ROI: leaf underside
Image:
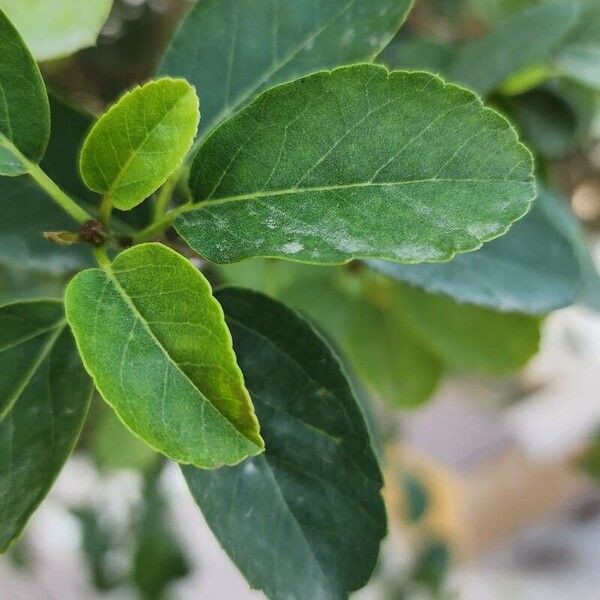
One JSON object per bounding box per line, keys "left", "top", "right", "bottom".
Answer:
{"left": 0, "top": 300, "right": 91, "bottom": 552}
{"left": 178, "top": 64, "right": 535, "bottom": 265}
{"left": 65, "top": 243, "right": 263, "bottom": 468}
{"left": 184, "top": 288, "right": 386, "bottom": 600}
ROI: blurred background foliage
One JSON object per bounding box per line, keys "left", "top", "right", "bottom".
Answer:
{"left": 1, "top": 0, "right": 599, "bottom": 598}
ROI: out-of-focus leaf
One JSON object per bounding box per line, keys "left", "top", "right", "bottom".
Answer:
{"left": 448, "top": 1, "right": 579, "bottom": 95}
{"left": 133, "top": 476, "right": 190, "bottom": 600}
{"left": 0, "top": 8, "right": 50, "bottom": 175}
{"left": 218, "top": 262, "right": 443, "bottom": 408}
{"left": 537, "top": 188, "right": 600, "bottom": 312}
{"left": 184, "top": 288, "right": 386, "bottom": 600}
{"left": 412, "top": 540, "right": 451, "bottom": 594}
{"left": 401, "top": 473, "right": 430, "bottom": 524}
{"left": 0, "top": 300, "right": 92, "bottom": 552}
{"left": 79, "top": 79, "right": 199, "bottom": 210}
{"left": 159, "top": 0, "right": 414, "bottom": 136}
{"left": 555, "top": 0, "right": 600, "bottom": 90}
{"left": 0, "top": 0, "right": 113, "bottom": 62}
{"left": 0, "top": 266, "right": 67, "bottom": 304}
{"left": 179, "top": 65, "right": 535, "bottom": 265}
{"left": 65, "top": 243, "right": 264, "bottom": 468}
{"left": 392, "top": 282, "right": 541, "bottom": 374}
{"left": 368, "top": 200, "right": 581, "bottom": 314}
{"left": 91, "top": 404, "right": 158, "bottom": 473}
{"left": 578, "top": 430, "right": 600, "bottom": 481}
{"left": 378, "top": 37, "right": 456, "bottom": 76}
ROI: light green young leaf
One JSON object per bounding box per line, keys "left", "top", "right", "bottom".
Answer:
{"left": 0, "top": 0, "right": 112, "bottom": 62}
{"left": 184, "top": 287, "right": 386, "bottom": 599}
{"left": 0, "top": 8, "right": 50, "bottom": 175}
{"left": 178, "top": 64, "right": 535, "bottom": 265}
{"left": 392, "top": 283, "right": 541, "bottom": 375}
{"left": 65, "top": 243, "right": 263, "bottom": 468}
{"left": 79, "top": 78, "right": 199, "bottom": 210}
{"left": 159, "top": 0, "right": 414, "bottom": 136}
{"left": 0, "top": 300, "right": 92, "bottom": 552}
{"left": 448, "top": 0, "right": 579, "bottom": 95}
{"left": 368, "top": 199, "right": 582, "bottom": 314}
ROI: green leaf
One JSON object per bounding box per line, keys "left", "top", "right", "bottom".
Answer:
{"left": 0, "top": 0, "right": 112, "bottom": 62}
{"left": 555, "top": 0, "right": 600, "bottom": 90}
{"left": 79, "top": 78, "right": 199, "bottom": 210}
{"left": 178, "top": 64, "right": 535, "bottom": 265}
{"left": 368, "top": 199, "right": 582, "bottom": 314}
{"left": 0, "top": 300, "right": 92, "bottom": 552}
{"left": 217, "top": 261, "right": 443, "bottom": 408}
{"left": 65, "top": 242, "right": 263, "bottom": 468}
{"left": 159, "top": 0, "right": 414, "bottom": 136}
{"left": 391, "top": 282, "right": 541, "bottom": 375}
{"left": 91, "top": 404, "right": 158, "bottom": 473}
{"left": 342, "top": 278, "right": 443, "bottom": 408}
{"left": 537, "top": 188, "right": 600, "bottom": 312}
{"left": 0, "top": 8, "right": 50, "bottom": 175}
{"left": 447, "top": 1, "right": 579, "bottom": 95}
{"left": 505, "top": 86, "right": 581, "bottom": 159}
{"left": 183, "top": 287, "right": 386, "bottom": 599}
{"left": 0, "top": 267, "right": 66, "bottom": 304}
{"left": 379, "top": 36, "right": 456, "bottom": 76}
{"left": 0, "top": 96, "right": 95, "bottom": 274}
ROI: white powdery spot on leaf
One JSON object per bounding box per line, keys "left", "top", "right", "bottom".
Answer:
{"left": 466, "top": 222, "right": 502, "bottom": 239}
{"left": 280, "top": 242, "right": 304, "bottom": 254}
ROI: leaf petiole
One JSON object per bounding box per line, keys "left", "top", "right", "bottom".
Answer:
{"left": 15, "top": 144, "right": 94, "bottom": 224}
{"left": 133, "top": 201, "right": 193, "bottom": 243}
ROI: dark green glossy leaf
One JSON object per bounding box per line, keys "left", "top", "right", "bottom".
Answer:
{"left": 447, "top": 1, "right": 579, "bottom": 95}
{"left": 368, "top": 199, "right": 581, "bottom": 314}
{"left": 183, "top": 288, "right": 386, "bottom": 599}
{"left": 79, "top": 78, "right": 199, "bottom": 210}
{"left": 0, "top": 300, "right": 92, "bottom": 552}
{"left": 179, "top": 64, "right": 535, "bottom": 265}
{"left": 159, "top": 0, "right": 414, "bottom": 136}
{"left": 0, "top": 8, "right": 50, "bottom": 175}
{"left": 65, "top": 243, "right": 263, "bottom": 468}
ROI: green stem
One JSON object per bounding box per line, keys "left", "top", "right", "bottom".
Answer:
{"left": 100, "top": 195, "right": 113, "bottom": 225}
{"left": 26, "top": 161, "right": 93, "bottom": 224}
{"left": 94, "top": 245, "right": 111, "bottom": 270}
{"left": 133, "top": 202, "right": 193, "bottom": 243}
{"left": 154, "top": 171, "right": 179, "bottom": 221}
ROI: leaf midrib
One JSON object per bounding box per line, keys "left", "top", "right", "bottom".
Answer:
{"left": 188, "top": 176, "right": 532, "bottom": 212}
{"left": 102, "top": 266, "right": 260, "bottom": 449}
{"left": 104, "top": 88, "right": 191, "bottom": 199}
